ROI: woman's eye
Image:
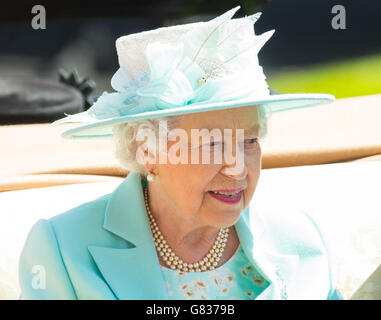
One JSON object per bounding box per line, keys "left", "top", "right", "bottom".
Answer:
{"left": 245, "top": 138, "right": 258, "bottom": 146}
{"left": 210, "top": 141, "right": 220, "bottom": 147}
{"left": 203, "top": 141, "right": 220, "bottom": 147}
{"left": 246, "top": 138, "right": 257, "bottom": 143}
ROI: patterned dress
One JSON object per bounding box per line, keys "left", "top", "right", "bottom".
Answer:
{"left": 160, "top": 244, "right": 270, "bottom": 300}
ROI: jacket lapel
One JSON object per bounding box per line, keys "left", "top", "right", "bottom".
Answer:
{"left": 87, "top": 243, "right": 168, "bottom": 299}
{"left": 88, "top": 172, "right": 168, "bottom": 300}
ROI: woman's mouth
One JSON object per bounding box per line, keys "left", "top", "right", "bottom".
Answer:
{"left": 208, "top": 189, "right": 243, "bottom": 204}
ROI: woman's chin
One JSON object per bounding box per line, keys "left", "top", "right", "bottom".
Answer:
{"left": 212, "top": 215, "right": 242, "bottom": 229}
{"left": 205, "top": 207, "right": 243, "bottom": 227}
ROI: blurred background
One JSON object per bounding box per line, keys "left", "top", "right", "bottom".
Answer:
{"left": 1, "top": 0, "right": 380, "bottom": 124}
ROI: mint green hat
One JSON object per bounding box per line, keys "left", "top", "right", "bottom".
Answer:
{"left": 51, "top": 6, "right": 334, "bottom": 139}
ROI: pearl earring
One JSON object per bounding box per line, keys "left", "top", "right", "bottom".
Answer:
{"left": 147, "top": 173, "right": 155, "bottom": 182}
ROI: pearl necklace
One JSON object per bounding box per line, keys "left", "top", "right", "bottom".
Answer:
{"left": 144, "top": 186, "right": 229, "bottom": 272}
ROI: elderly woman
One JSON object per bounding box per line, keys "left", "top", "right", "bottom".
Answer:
{"left": 18, "top": 6, "right": 342, "bottom": 300}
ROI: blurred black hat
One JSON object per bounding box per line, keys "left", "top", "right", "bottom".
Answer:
{"left": 0, "top": 69, "right": 95, "bottom": 125}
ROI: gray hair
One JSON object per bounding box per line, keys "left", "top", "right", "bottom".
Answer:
{"left": 112, "top": 105, "right": 271, "bottom": 176}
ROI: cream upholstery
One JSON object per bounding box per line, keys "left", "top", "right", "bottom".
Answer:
{"left": 254, "top": 161, "right": 381, "bottom": 299}
{"left": 0, "top": 181, "right": 123, "bottom": 299}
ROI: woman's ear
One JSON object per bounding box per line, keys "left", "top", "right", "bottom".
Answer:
{"left": 136, "top": 140, "right": 157, "bottom": 173}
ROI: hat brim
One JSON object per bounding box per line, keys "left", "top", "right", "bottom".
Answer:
{"left": 58, "top": 93, "right": 335, "bottom": 139}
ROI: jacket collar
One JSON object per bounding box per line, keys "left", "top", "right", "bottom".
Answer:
{"left": 88, "top": 172, "right": 300, "bottom": 300}
{"left": 103, "top": 171, "right": 150, "bottom": 246}
{"left": 88, "top": 172, "right": 168, "bottom": 299}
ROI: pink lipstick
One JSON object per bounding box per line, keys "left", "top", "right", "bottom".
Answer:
{"left": 208, "top": 189, "right": 243, "bottom": 204}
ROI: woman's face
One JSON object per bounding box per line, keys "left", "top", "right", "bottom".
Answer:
{"left": 153, "top": 105, "right": 262, "bottom": 228}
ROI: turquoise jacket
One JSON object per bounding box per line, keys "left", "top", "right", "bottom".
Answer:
{"left": 18, "top": 172, "right": 342, "bottom": 300}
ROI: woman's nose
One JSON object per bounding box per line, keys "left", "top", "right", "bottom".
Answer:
{"left": 221, "top": 164, "right": 248, "bottom": 180}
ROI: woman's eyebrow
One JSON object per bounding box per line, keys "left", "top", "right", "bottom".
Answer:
{"left": 198, "top": 124, "right": 259, "bottom": 132}
{"left": 244, "top": 124, "right": 260, "bottom": 133}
